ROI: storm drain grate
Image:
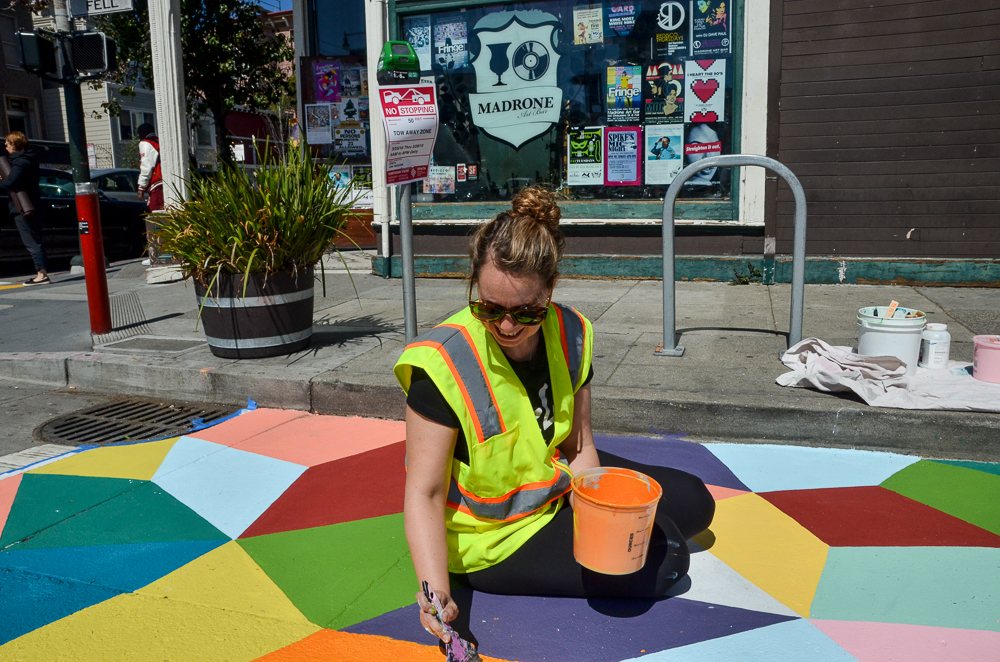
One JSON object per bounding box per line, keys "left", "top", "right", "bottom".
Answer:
{"left": 36, "top": 398, "right": 239, "bottom": 446}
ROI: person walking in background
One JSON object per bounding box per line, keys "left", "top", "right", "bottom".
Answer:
{"left": 0, "top": 132, "right": 49, "bottom": 285}
{"left": 136, "top": 123, "right": 164, "bottom": 212}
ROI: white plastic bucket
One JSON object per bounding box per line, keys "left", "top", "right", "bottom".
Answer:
{"left": 857, "top": 306, "right": 926, "bottom": 375}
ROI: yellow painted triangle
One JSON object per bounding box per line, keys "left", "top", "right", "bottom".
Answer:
{"left": 693, "top": 492, "right": 829, "bottom": 617}
{"left": 29, "top": 437, "right": 181, "bottom": 481}
{"left": 0, "top": 542, "right": 318, "bottom": 662}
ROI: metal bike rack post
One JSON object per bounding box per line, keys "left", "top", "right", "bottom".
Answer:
{"left": 399, "top": 184, "right": 418, "bottom": 342}
{"left": 656, "top": 154, "right": 807, "bottom": 356}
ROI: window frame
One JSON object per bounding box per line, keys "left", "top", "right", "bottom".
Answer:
{"left": 0, "top": 13, "right": 21, "bottom": 70}
{"left": 390, "top": 0, "right": 746, "bottom": 224}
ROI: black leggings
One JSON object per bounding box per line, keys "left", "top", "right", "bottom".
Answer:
{"left": 453, "top": 450, "right": 715, "bottom": 600}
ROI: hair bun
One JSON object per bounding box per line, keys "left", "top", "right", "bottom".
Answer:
{"left": 510, "top": 186, "right": 561, "bottom": 231}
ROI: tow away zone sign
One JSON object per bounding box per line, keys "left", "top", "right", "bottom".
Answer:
{"left": 378, "top": 84, "right": 438, "bottom": 185}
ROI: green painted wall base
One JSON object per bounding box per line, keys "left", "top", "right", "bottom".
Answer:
{"left": 372, "top": 255, "right": 1000, "bottom": 286}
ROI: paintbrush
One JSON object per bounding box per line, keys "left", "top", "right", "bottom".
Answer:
{"left": 421, "top": 581, "right": 482, "bottom": 662}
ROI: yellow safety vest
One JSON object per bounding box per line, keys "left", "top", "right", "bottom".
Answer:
{"left": 394, "top": 303, "right": 594, "bottom": 573}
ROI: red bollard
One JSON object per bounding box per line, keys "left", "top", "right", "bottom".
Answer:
{"left": 75, "top": 182, "right": 112, "bottom": 335}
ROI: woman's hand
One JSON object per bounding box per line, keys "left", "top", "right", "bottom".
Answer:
{"left": 415, "top": 587, "right": 459, "bottom": 643}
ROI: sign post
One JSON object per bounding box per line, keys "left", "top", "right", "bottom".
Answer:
{"left": 376, "top": 41, "right": 437, "bottom": 343}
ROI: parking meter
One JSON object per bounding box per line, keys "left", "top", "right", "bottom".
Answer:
{"left": 376, "top": 41, "right": 421, "bottom": 86}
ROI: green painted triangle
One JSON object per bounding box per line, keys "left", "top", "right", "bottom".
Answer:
{"left": 882, "top": 460, "right": 1000, "bottom": 536}
{"left": 238, "top": 513, "right": 416, "bottom": 630}
{"left": 4, "top": 481, "right": 228, "bottom": 551}
{"left": 1, "top": 474, "right": 138, "bottom": 548}
{"left": 934, "top": 459, "right": 1000, "bottom": 478}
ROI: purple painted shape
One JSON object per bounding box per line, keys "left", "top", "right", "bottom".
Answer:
{"left": 345, "top": 595, "right": 796, "bottom": 662}
{"left": 595, "top": 434, "right": 750, "bottom": 491}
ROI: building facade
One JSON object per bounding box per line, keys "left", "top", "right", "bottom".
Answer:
{"left": 0, "top": 3, "right": 46, "bottom": 140}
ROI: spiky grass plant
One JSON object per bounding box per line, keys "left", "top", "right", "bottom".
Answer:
{"left": 155, "top": 140, "right": 358, "bottom": 290}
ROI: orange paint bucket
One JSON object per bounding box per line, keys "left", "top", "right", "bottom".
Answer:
{"left": 571, "top": 467, "right": 663, "bottom": 575}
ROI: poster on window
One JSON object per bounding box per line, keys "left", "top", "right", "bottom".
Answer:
{"left": 644, "top": 124, "right": 684, "bottom": 185}
{"left": 432, "top": 13, "right": 468, "bottom": 71}
{"left": 684, "top": 123, "right": 722, "bottom": 186}
{"left": 605, "top": 4, "right": 639, "bottom": 38}
{"left": 605, "top": 126, "right": 641, "bottom": 186}
{"left": 692, "top": 0, "right": 730, "bottom": 56}
{"left": 304, "top": 103, "right": 333, "bottom": 144}
{"left": 423, "top": 165, "right": 456, "bottom": 194}
{"left": 351, "top": 165, "right": 374, "bottom": 208}
{"left": 341, "top": 68, "right": 363, "bottom": 97}
{"left": 334, "top": 123, "right": 368, "bottom": 156}
{"left": 314, "top": 61, "right": 341, "bottom": 103}
{"left": 643, "top": 61, "right": 684, "bottom": 123}
{"left": 567, "top": 127, "right": 604, "bottom": 185}
{"left": 330, "top": 165, "right": 352, "bottom": 190}
{"left": 653, "top": 1, "right": 688, "bottom": 60}
{"left": 403, "top": 15, "right": 433, "bottom": 72}
{"left": 685, "top": 59, "right": 725, "bottom": 123}
{"left": 606, "top": 65, "right": 642, "bottom": 124}
{"left": 338, "top": 98, "right": 363, "bottom": 123}
{"left": 573, "top": 4, "right": 604, "bottom": 45}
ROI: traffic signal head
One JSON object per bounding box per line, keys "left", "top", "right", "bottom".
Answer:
{"left": 72, "top": 32, "right": 117, "bottom": 76}
{"left": 18, "top": 32, "right": 58, "bottom": 76}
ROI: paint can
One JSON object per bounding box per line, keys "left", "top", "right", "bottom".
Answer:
{"left": 571, "top": 467, "right": 662, "bottom": 575}
{"left": 972, "top": 335, "right": 1000, "bottom": 383}
{"left": 857, "top": 306, "right": 926, "bottom": 376}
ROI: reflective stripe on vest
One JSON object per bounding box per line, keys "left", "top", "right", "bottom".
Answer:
{"left": 446, "top": 461, "right": 572, "bottom": 521}
{"left": 553, "top": 303, "right": 586, "bottom": 389}
{"left": 407, "top": 323, "right": 504, "bottom": 442}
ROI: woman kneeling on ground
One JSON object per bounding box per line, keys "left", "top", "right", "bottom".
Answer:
{"left": 394, "top": 187, "right": 715, "bottom": 647}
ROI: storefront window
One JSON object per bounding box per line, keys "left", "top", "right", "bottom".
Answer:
{"left": 397, "top": 1, "right": 736, "bottom": 210}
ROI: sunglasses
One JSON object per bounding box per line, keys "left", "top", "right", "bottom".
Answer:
{"left": 469, "top": 295, "right": 551, "bottom": 326}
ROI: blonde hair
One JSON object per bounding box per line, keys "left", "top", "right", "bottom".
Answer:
{"left": 5, "top": 132, "right": 28, "bottom": 152}
{"left": 470, "top": 186, "right": 565, "bottom": 288}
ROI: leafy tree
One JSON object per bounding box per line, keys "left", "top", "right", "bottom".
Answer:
{"left": 96, "top": 0, "right": 294, "bottom": 162}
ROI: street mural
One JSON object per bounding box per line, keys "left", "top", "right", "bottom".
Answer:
{"left": 1, "top": 409, "right": 997, "bottom": 660}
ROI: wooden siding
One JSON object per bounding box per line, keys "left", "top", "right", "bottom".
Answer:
{"left": 769, "top": 0, "right": 1000, "bottom": 258}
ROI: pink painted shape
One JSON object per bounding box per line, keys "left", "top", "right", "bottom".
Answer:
{"left": 0, "top": 473, "right": 24, "bottom": 539}
{"left": 811, "top": 619, "right": 1000, "bottom": 662}
{"left": 192, "top": 408, "right": 311, "bottom": 447}
{"left": 229, "top": 414, "right": 406, "bottom": 467}
{"left": 706, "top": 484, "right": 748, "bottom": 501}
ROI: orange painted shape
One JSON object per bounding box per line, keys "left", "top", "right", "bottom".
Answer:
{"left": 230, "top": 414, "right": 406, "bottom": 467}
{"left": 253, "top": 629, "right": 516, "bottom": 662}
{"left": 706, "top": 484, "right": 749, "bottom": 501}
{"left": 0, "top": 473, "right": 24, "bottom": 539}
{"left": 193, "top": 408, "right": 311, "bottom": 447}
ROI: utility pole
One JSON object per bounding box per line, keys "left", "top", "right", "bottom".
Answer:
{"left": 53, "top": 0, "right": 112, "bottom": 335}
{"left": 147, "top": 0, "right": 189, "bottom": 207}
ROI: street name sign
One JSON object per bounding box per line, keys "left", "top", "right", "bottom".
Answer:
{"left": 378, "top": 84, "right": 438, "bottom": 185}
{"left": 71, "top": 0, "right": 134, "bottom": 17}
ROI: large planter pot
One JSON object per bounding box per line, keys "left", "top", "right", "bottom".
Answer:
{"left": 194, "top": 266, "right": 314, "bottom": 359}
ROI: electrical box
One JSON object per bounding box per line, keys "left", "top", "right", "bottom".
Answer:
{"left": 376, "top": 41, "right": 420, "bottom": 86}
{"left": 17, "top": 32, "right": 58, "bottom": 76}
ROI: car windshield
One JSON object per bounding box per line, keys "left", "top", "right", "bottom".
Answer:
{"left": 39, "top": 172, "right": 74, "bottom": 198}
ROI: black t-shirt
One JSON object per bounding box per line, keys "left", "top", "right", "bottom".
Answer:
{"left": 406, "top": 329, "right": 593, "bottom": 464}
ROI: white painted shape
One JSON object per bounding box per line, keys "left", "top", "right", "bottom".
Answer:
{"left": 738, "top": 0, "right": 769, "bottom": 227}
{"left": 621, "top": 618, "right": 859, "bottom": 662}
{"left": 668, "top": 545, "right": 800, "bottom": 618}
{"left": 703, "top": 443, "right": 921, "bottom": 493}
{"left": 148, "top": 0, "right": 190, "bottom": 206}
{"left": 365, "top": 0, "right": 391, "bottom": 236}
{"left": 152, "top": 436, "right": 306, "bottom": 538}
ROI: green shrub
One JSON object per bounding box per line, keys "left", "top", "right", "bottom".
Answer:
{"left": 155, "top": 140, "right": 357, "bottom": 286}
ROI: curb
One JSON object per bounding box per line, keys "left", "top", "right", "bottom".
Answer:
{"left": 3, "top": 352, "right": 998, "bottom": 462}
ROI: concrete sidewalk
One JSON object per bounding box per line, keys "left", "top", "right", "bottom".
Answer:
{"left": 0, "top": 254, "right": 998, "bottom": 459}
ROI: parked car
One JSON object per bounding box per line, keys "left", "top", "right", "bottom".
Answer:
{"left": 91, "top": 168, "right": 142, "bottom": 203}
{"left": 1, "top": 168, "right": 148, "bottom": 264}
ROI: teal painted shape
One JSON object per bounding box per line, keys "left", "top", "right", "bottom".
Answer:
{"left": 7, "top": 481, "right": 228, "bottom": 551}
{"left": 619, "top": 619, "right": 858, "bottom": 661}
{"left": 809, "top": 547, "right": 1000, "bottom": 632}
{"left": 704, "top": 443, "right": 920, "bottom": 493}
{"left": 0, "top": 474, "right": 138, "bottom": 547}
{"left": 411, "top": 199, "right": 735, "bottom": 221}
{"left": 935, "top": 459, "right": 1000, "bottom": 478}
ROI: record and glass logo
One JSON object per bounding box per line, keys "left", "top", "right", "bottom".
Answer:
{"left": 469, "top": 12, "right": 563, "bottom": 149}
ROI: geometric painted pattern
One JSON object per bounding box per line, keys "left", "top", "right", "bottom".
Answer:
{"left": 0, "top": 409, "right": 996, "bottom": 661}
